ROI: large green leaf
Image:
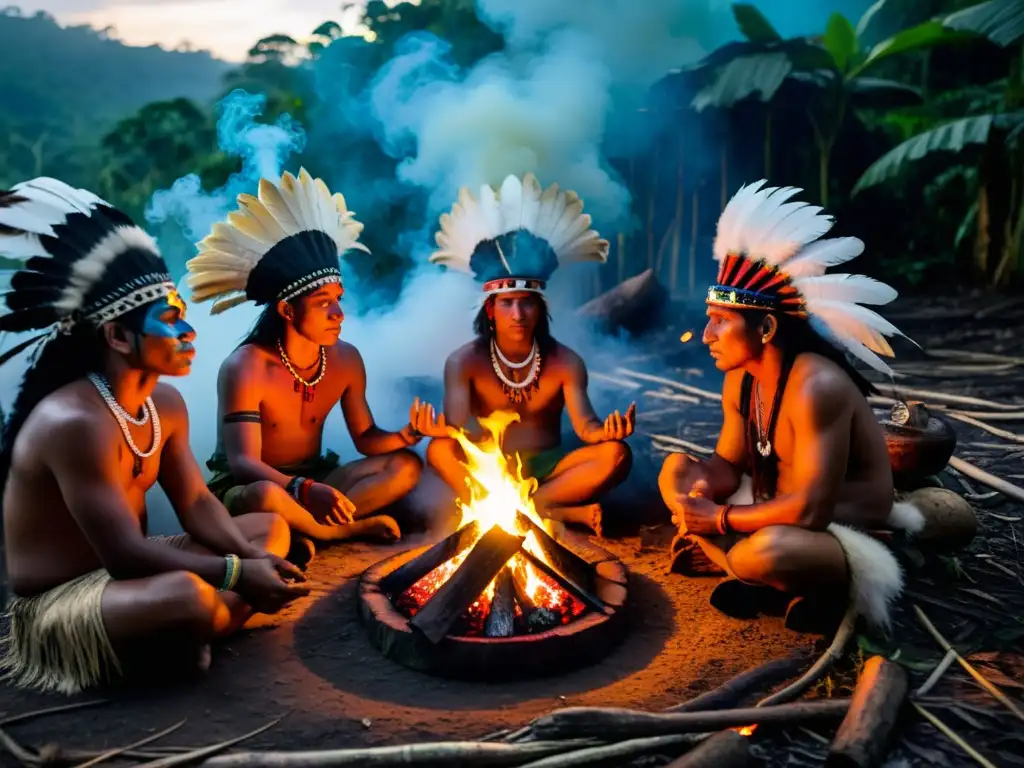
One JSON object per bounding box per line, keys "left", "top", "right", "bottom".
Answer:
{"left": 691, "top": 52, "right": 792, "bottom": 112}
{"left": 852, "top": 19, "right": 975, "bottom": 77}
{"left": 852, "top": 114, "right": 997, "bottom": 193}
{"left": 848, "top": 76, "right": 923, "bottom": 108}
{"left": 824, "top": 13, "right": 859, "bottom": 72}
{"left": 732, "top": 4, "right": 782, "bottom": 42}
{"left": 944, "top": 0, "right": 1024, "bottom": 47}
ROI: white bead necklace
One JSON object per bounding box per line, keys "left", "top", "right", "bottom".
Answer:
{"left": 489, "top": 339, "right": 541, "bottom": 404}
{"left": 492, "top": 339, "right": 537, "bottom": 370}
{"left": 88, "top": 373, "right": 161, "bottom": 474}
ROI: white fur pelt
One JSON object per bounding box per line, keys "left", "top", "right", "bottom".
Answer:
{"left": 726, "top": 476, "right": 924, "bottom": 632}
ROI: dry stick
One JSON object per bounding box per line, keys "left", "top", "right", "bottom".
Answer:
{"left": 71, "top": 719, "right": 187, "bottom": 768}
{"left": 915, "top": 649, "right": 959, "bottom": 698}
{"left": 200, "top": 739, "right": 600, "bottom": 768}
{"left": 926, "top": 349, "right": 1024, "bottom": 366}
{"left": 614, "top": 368, "right": 722, "bottom": 402}
{"left": 755, "top": 605, "right": 859, "bottom": 707}
{"left": 665, "top": 656, "right": 809, "bottom": 713}
{"left": 944, "top": 413, "right": 1024, "bottom": 444}
{"left": 913, "top": 605, "right": 1024, "bottom": 723}
{"left": 871, "top": 384, "right": 1021, "bottom": 411}
{"left": 517, "top": 734, "right": 700, "bottom": 768}
{"left": 912, "top": 703, "right": 999, "bottom": 768}
{"left": 0, "top": 700, "right": 109, "bottom": 728}
{"left": 0, "top": 725, "right": 37, "bottom": 766}
{"left": 947, "top": 456, "right": 1024, "bottom": 504}
{"left": 949, "top": 409, "right": 1024, "bottom": 421}
{"left": 141, "top": 716, "right": 284, "bottom": 768}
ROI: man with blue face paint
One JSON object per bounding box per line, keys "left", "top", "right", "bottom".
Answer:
{"left": 0, "top": 177, "right": 309, "bottom": 695}
{"left": 188, "top": 170, "right": 446, "bottom": 559}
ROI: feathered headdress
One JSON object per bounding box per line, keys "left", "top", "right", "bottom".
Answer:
{"left": 0, "top": 177, "right": 175, "bottom": 367}
{"left": 430, "top": 173, "right": 609, "bottom": 296}
{"left": 186, "top": 168, "right": 368, "bottom": 314}
{"left": 708, "top": 180, "right": 912, "bottom": 375}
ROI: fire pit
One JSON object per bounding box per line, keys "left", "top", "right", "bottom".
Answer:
{"left": 357, "top": 412, "right": 629, "bottom": 680}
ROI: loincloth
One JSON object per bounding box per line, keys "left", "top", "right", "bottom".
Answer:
{"left": 513, "top": 445, "right": 568, "bottom": 483}
{"left": 680, "top": 475, "right": 922, "bottom": 632}
{"left": 0, "top": 534, "right": 190, "bottom": 695}
{"left": 206, "top": 450, "right": 341, "bottom": 514}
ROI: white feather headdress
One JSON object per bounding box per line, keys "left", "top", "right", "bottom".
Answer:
{"left": 707, "top": 180, "right": 913, "bottom": 376}
{"left": 430, "top": 173, "right": 608, "bottom": 295}
{"left": 186, "top": 168, "right": 368, "bottom": 314}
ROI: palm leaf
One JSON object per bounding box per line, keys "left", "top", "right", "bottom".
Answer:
{"left": 692, "top": 52, "right": 792, "bottom": 111}
{"left": 848, "top": 77, "right": 923, "bottom": 109}
{"left": 825, "top": 13, "right": 859, "bottom": 72}
{"left": 852, "top": 114, "right": 997, "bottom": 193}
{"left": 944, "top": 0, "right": 1024, "bottom": 47}
{"left": 732, "top": 4, "right": 782, "bottom": 42}
{"left": 852, "top": 19, "right": 976, "bottom": 77}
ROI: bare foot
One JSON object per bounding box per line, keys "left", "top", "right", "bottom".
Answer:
{"left": 540, "top": 503, "right": 602, "bottom": 537}
{"left": 327, "top": 514, "right": 402, "bottom": 543}
{"left": 197, "top": 644, "right": 212, "bottom": 673}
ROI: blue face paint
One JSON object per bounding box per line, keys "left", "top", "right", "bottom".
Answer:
{"left": 141, "top": 293, "right": 194, "bottom": 340}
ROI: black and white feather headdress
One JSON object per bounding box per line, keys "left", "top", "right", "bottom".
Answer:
{"left": 186, "top": 168, "right": 368, "bottom": 314}
{"left": 0, "top": 177, "right": 175, "bottom": 366}
{"left": 431, "top": 173, "right": 609, "bottom": 296}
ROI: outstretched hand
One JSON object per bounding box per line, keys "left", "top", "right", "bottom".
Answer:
{"left": 601, "top": 402, "right": 636, "bottom": 441}
{"left": 404, "top": 396, "right": 450, "bottom": 440}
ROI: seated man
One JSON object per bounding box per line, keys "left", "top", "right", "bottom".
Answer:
{"left": 658, "top": 180, "right": 928, "bottom": 633}
{"left": 425, "top": 174, "right": 635, "bottom": 536}
{"left": 0, "top": 177, "right": 308, "bottom": 695}
{"left": 187, "top": 169, "right": 442, "bottom": 552}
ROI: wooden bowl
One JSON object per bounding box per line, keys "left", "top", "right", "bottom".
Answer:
{"left": 876, "top": 402, "right": 957, "bottom": 488}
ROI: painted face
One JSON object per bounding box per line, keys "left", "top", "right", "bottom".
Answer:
{"left": 702, "top": 306, "right": 761, "bottom": 372}
{"left": 490, "top": 291, "right": 542, "bottom": 344}
{"left": 290, "top": 282, "right": 344, "bottom": 346}
{"left": 134, "top": 291, "right": 196, "bottom": 375}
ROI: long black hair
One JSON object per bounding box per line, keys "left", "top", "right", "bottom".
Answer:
{"left": 746, "top": 310, "right": 878, "bottom": 396}
{"left": 472, "top": 294, "right": 557, "bottom": 356}
{"left": 237, "top": 304, "right": 285, "bottom": 351}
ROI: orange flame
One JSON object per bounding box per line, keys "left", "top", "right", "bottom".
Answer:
{"left": 737, "top": 725, "right": 757, "bottom": 737}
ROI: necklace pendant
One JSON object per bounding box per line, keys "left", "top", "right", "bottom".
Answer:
{"left": 756, "top": 439, "right": 772, "bottom": 458}
{"left": 132, "top": 455, "right": 143, "bottom": 478}
{"left": 303, "top": 385, "right": 314, "bottom": 402}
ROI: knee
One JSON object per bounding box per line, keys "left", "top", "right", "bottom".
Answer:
{"left": 598, "top": 440, "right": 632, "bottom": 480}
{"left": 726, "top": 527, "right": 794, "bottom": 584}
{"left": 158, "top": 571, "right": 220, "bottom": 633}
{"left": 388, "top": 448, "right": 423, "bottom": 491}
{"left": 658, "top": 452, "right": 695, "bottom": 491}
{"left": 256, "top": 512, "right": 292, "bottom": 557}
{"left": 241, "top": 480, "right": 288, "bottom": 511}
{"left": 426, "top": 437, "right": 458, "bottom": 471}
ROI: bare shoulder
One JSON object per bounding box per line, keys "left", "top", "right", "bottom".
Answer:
{"left": 545, "top": 342, "right": 586, "bottom": 381}
{"left": 445, "top": 340, "right": 485, "bottom": 374}
{"left": 332, "top": 339, "right": 364, "bottom": 368}
{"left": 219, "top": 344, "right": 272, "bottom": 386}
{"left": 25, "top": 382, "right": 116, "bottom": 458}
{"left": 791, "top": 354, "right": 857, "bottom": 413}
{"left": 150, "top": 382, "right": 188, "bottom": 423}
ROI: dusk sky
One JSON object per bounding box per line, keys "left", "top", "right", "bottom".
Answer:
{"left": 15, "top": 0, "right": 371, "bottom": 61}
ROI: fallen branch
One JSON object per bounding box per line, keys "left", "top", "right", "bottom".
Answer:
{"left": 0, "top": 700, "right": 109, "bottom": 728}
{"left": 913, "top": 606, "right": 1024, "bottom": 723}
{"left": 912, "top": 703, "right": 999, "bottom": 768}
{"left": 0, "top": 725, "right": 37, "bottom": 765}
{"left": 825, "top": 656, "right": 908, "bottom": 768}
{"left": 71, "top": 719, "right": 187, "bottom": 768}
{"left": 201, "top": 739, "right": 600, "bottom": 767}
{"left": 144, "top": 716, "right": 284, "bottom": 767}
{"left": 756, "top": 605, "right": 858, "bottom": 707}
{"left": 665, "top": 730, "right": 751, "bottom": 767}
{"left": 517, "top": 735, "right": 699, "bottom": 768}
{"left": 871, "top": 385, "right": 1021, "bottom": 411}
{"left": 944, "top": 413, "right": 1024, "bottom": 444}
{"left": 665, "top": 656, "right": 808, "bottom": 713}
{"left": 526, "top": 699, "right": 850, "bottom": 741}
{"left": 925, "top": 349, "right": 1024, "bottom": 366}
{"left": 949, "top": 410, "right": 1024, "bottom": 421}
{"left": 614, "top": 368, "right": 722, "bottom": 402}
{"left": 947, "top": 457, "right": 1024, "bottom": 504}
{"left": 915, "top": 649, "right": 958, "bottom": 698}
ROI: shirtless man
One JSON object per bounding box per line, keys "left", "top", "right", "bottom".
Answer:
{"left": 0, "top": 178, "right": 307, "bottom": 694}
{"left": 188, "top": 169, "right": 442, "bottom": 551}
{"left": 659, "top": 181, "right": 914, "bottom": 632}
{"left": 425, "top": 174, "right": 635, "bottom": 535}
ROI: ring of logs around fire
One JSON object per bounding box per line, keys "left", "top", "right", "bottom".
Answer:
{"left": 358, "top": 516, "right": 629, "bottom": 680}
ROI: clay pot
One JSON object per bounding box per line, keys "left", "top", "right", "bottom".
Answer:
{"left": 900, "top": 487, "right": 978, "bottom": 550}
{"left": 876, "top": 402, "right": 957, "bottom": 488}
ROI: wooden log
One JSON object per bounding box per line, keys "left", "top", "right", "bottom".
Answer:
{"left": 575, "top": 269, "right": 668, "bottom": 336}
{"left": 665, "top": 730, "right": 751, "bottom": 767}
{"left": 825, "top": 656, "right": 909, "bottom": 768}
{"left": 484, "top": 567, "right": 515, "bottom": 638}
{"left": 516, "top": 512, "right": 595, "bottom": 591}
{"left": 409, "top": 525, "right": 524, "bottom": 644}
{"left": 519, "top": 548, "right": 611, "bottom": 616}
{"left": 511, "top": 562, "right": 538, "bottom": 615}
{"left": 379, "top": 521, "right": 482, "bottom": 596}
{"left": 528, "top": 699, "right": 850, "bottom": 741}
{"left": 665, "top": 655, "right": 808, "bottom": 712}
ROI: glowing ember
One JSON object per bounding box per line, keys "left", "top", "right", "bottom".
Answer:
{"left": 738, "top": 725, "right": 757, "bottom": 736}
{"left": 396, "top": 411, "right": 586, "bottom": 632}
{"left": 680, "top": 330, "right": 693, "bottom": 342}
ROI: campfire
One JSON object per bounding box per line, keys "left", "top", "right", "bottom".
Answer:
{"left": 358, "top": 411, "right": 628, "bottom": 679}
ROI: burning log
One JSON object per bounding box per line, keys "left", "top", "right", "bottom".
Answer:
{"left": 484, "top": 567, "right": 516, "bottom": 638}
{"left": 825, "top": 656, "right": 909, "bottom": 768}
{"left": 575, "top": 269, "right": 668, "bottom": 336}
{"left": 520, "top": 548, "right": 611, "bottom": 616}
{"left": 665, "top": 730, "right": 752, "bottom": 767}
{"left": 516, "top": 512, "right": 595, "bottom": 591}
{"left": 409, "top": 525, "right": 525, "bottom": 644}
{"left": 380, "top": 521, "right": 483, "bottom": 596}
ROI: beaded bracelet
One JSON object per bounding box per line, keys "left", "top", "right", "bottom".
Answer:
{"left": 716, "top": 505, "right": 732, "bottom": 536}
{"left": 286, "top": 476, "right": 305, "bottom": 501}
{"left": 299, "top": 478, "right": 314, "bottom": 506}
{"left": 220, "top": 554, "right": 241, "bottom": 592}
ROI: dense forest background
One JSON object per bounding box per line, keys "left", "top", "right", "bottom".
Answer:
{"left": 0, "top": 0, "right": 1022, "bottom": 302}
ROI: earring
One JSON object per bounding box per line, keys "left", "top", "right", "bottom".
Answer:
{"left": 761, "top": 335, "right": 770, "bottom": 343}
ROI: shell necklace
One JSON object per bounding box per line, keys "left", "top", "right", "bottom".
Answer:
{"left": 277, "top": 340, "right": 327, "bottom": 402}
{"left": 88, "top": 372, "right": 161, "bottom": 477}
{"left": 490, "top": 339, "right": 541, "bottom": 403}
